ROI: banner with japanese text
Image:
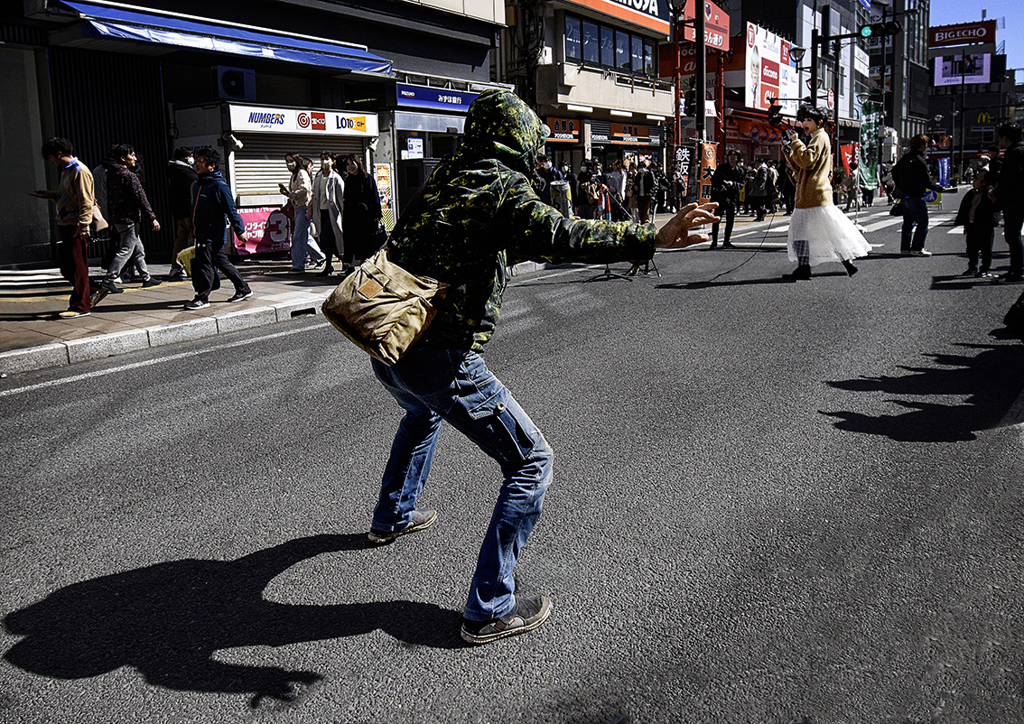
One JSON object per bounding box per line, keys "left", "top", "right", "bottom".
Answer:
{"left": 698, "top": 142, "right": 717, "bottom": 203}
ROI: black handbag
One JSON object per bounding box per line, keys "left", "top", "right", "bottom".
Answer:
{"left": 889, "top": 199, "right": 903, "bottom": 217}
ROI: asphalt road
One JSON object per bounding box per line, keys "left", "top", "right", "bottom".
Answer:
{"left": 2, "top": 206, "right": 1024, "bottom": 724}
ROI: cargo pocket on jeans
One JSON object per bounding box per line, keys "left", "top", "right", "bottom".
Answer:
{"left": 466, "top": 391, "right": 537, "bottom": 463}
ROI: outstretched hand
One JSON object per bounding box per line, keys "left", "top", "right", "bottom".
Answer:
{"left": 654, "top": 202, "right": 720, "bottom": 249}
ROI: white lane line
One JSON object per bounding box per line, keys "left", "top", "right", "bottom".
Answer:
{"left": 0, "top": 324, "right": 317, "bottom": 398}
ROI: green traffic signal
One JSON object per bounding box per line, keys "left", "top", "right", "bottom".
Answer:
{"left": 860, "top": 20, "right": 902, "bottom": 38}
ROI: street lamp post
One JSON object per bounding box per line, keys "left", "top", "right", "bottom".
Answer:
{"left": 669, "top": 0, "right": 686, "bottom": 174}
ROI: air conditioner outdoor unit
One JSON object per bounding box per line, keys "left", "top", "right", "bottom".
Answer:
{"left": 215, "top": 66, "right": 256, "bottom": 102}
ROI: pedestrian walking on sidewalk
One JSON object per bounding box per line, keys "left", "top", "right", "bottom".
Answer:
{"left": 280, "top": 153, "right": 326, "bottom": 273}
{"left": 709, "top": 149, "right": 745, "bottom": 248}
{"left": 100, "top": 144, "right": 162, "bottom": 294}
{"left": 30, "top": 137, "right": 105, "bottom": 318}
{"left": 780, "top": 105, "right": 870, "bottom": 280}
{"left": 166, "top": 146, "right": 197, "bottom": 281}
{"left": 341, "top": 153, "right": 383, "bottom": 269}
{"left": 364, "top": 88, "right": 718, "bottom": 645}
{"left": 310, "top": 151, "right": 345, "bottom": 276}
{"left": 184, "top": 146, "right": 252, "bottom": 310}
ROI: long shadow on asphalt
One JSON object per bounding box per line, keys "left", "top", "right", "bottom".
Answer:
{"left": 3, "top": 533, "right": 464, "bottom": 707}
{"left": 821, "top": 338, "right": 1024, "bottom": 442}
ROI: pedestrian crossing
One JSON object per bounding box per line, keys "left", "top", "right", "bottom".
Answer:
{"left": 724, "top": 206, "right": 955, "bottom": 242}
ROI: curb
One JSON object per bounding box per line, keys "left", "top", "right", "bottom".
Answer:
{"left": 0, "top": 294, "right": 332, "bottom": 376}
{"left": 0, "top": 261, "right": 548, "bottom": 377}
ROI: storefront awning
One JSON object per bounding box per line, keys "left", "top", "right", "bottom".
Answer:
{"left": 55, "top": 1, "right": 393, "bottom": 76}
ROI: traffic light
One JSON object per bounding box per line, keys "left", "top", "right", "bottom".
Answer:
{"left": 683, "top": 89, "right": 696, "bottom": 117}
{"left": 859, "top": 20, "right": 902, "bottom": 38}
{"left": 767, "top": 103, "right": 783, "bottom": 127}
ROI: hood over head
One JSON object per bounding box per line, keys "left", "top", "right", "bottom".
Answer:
{"left": 461, "top": 89, "right": 550, "bottom": 176}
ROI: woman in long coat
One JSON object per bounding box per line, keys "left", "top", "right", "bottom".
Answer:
{"left": 781, "top": 105, "right": 871, "bottom": 280}
{"left": 310, "top": 151, "right": 345, "bottom": 276}
{"left": 341, "top": 154, "right": 383, "bottom": 268}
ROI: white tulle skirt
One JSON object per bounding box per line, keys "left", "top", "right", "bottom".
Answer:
{"left": 787, "top": 205, "right": 872, "bottom": 266}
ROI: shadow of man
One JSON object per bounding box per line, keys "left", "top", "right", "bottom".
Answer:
{"left": 4, "top": 534, "right": 463, "bottom": 707}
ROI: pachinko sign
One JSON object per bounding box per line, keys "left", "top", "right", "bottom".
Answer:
{"left": 229, "top": 105, "right": 378, "bottom": 137}
{"left": 235, "top": 206, "right": 292, "bottom": 256}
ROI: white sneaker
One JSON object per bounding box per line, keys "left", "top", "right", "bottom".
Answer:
{"left": 909, "top": 249, "right": 932, "bottom": 256}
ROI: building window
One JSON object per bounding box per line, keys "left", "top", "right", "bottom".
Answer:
{"left": 631, "top": 35, "right": 643, "bottom": 72}
{"left": 615, "top": 29, "right": 630, "bottom": 71}
{"left": 600, "top": 26, "right": 615, "bottom": 67}
{"left": 564, "top": 14, "right": 657, "bottom": 77}
{"left": 582, "top": 20, "right": 600, "bottom": 65}
{"left": 565, "top": 16, "right": 581, "bottom": 62}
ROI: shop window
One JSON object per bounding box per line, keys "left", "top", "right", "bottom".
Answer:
{"left": 615, "top": 30, "right": 631, "bottom": 71}
{"left": 565, "top": 17, "right": 581, "bottom": 62}
{"left": 582, "top": 20, "right": 600, "bottom": 65}
{"left": 600, "top": 26, "right": 615, "bottom": 67}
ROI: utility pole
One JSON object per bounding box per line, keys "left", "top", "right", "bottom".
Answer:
{"left": 695, "top": 0, "right": 706, "bottom": 141}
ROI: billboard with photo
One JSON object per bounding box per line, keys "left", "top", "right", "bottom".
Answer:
{"left": 933, "top": 53, "right": 991, "bottom": 87}
{"left": 745, "top": 22, "right": 799, "bottom": 115}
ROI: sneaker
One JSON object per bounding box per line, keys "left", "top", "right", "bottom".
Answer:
{"left": 141, "top": 277, "right": 162, "bottom": 288}
{"left": 367, "top": 509, "right": 437, "bottom": 544}
{"left": 90, "top": 287, "right": 109, "bottom": 306}
{"left": 995, "top": 273, "right": 1023, "bottom": 283}
{"left": 57, "top": 309, "right": 90, "bottom": 319}
{"left": 227, "top": 289, "right": 253, "bottom": 303}
{"left": 99, "top": 278, "right": 123, "bottom": 293}
{"left": 963, "top": 267, "right": 978, "bottom": 277}
{"left": 460, "top": 594, "right": 553, "bottom": 645}
{"left": 909, "top": 249, "right": 932, "bottom": 256}
{"left": 183, "top": 299, "right": 210, "bottom": 310}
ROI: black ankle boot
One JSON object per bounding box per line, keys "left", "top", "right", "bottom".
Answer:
{"left": 782, "top": 264, "right": 811, "bottom": 280}
{"left": 843, "top": 260, "right": 858, "bottom": 277}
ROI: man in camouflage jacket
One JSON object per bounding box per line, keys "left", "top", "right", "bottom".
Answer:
{"left": 367, "top": 88, "right": 717, "bottom": 644}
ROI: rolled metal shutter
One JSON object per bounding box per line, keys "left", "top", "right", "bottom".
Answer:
{"left": 232, "top": 134, "right": 365, "bottom": 203}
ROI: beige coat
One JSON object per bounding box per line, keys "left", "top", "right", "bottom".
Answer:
{"left": 783, "top": 128, "right": 833, "bottom": 208}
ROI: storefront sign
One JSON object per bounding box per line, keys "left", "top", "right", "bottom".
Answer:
{"left": 680, "top": 0, "right": 730, "bottom": 49}
{"left": 546, "top": 117, "right": 581, "bottom": 142}
{"left": 374, "top": 163, "right": 395, "bottom": 230}
{"left": 611, "top": 123, "right": 652, "bottom": 144}
{"left": 228, "top": 105, "right": 378, "bottom": 137}
{"left": 560, "top": 0, "right": 670, "bottom": 36}
{"left": 236, "top": 206, "right": 292, "bottom": 255}
{"left": 697, "top": 141, "right": 717, "bottom": 203}
{"left": 395, "top": 84, "right": 477, "bottom": 113}
{"left": 929, "top": 21, "right": 997, "bottom": 49}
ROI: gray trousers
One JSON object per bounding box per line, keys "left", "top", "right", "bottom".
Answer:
{"left": 106, "top": 222, "right": 150, "bottom": 280}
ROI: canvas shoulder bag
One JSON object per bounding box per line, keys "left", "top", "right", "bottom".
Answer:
{"left": 322, "top": 244, "right": 449, "bottom": 366}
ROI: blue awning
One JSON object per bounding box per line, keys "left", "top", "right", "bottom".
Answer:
{"left": 57, "top": 1, "right": 393, "bottom": 76}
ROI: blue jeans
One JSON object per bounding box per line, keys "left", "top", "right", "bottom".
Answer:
{"left": 371, "top": 348, "right": 553, "bottom": 621}
{"left": 290, "top": 204, "right": 325, "bottom": 269}
{"left": 1003, "top": 208, "right": 1023, "bottom": 277}
{"left": 901, "top": 195, "right": 929, "bottom": 251}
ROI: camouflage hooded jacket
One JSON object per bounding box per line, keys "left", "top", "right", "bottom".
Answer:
{"left": 389, "top": 89, "right": 657, "bottom": 352}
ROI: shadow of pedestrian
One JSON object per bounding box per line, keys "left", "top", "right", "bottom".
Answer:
{"left": 821, "top": 341, "right": 1024, "bottom": 442}
{"left": 3, "top": 533, "right": 464, "bottom": 707}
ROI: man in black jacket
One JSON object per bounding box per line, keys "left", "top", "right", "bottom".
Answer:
{"left": 991, "top": 123, "right": 1023, "bottom": 282}
{"left": 709, "top": 149, "right": 746, "bottom": 248}
{"left": 184, "top": 147, "right": 251, "bottom": 310}
{"left": 167, "top": 147, "right": 198, "bottom": 281}
{"left": 893, "top": 134, "right": 947, "bottom": 255}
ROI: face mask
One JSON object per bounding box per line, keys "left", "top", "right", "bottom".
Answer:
{"left": 287, "top": 161, "right": 297, "bottom": 171}
{"left": 562, "top": 165, "right": 568, "bottom": 172}
{"left": 322, "top": 161, "right": 331, "bottom": 171}
{"left": 543, "top": 161, "right": 552, "bottom": 170}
